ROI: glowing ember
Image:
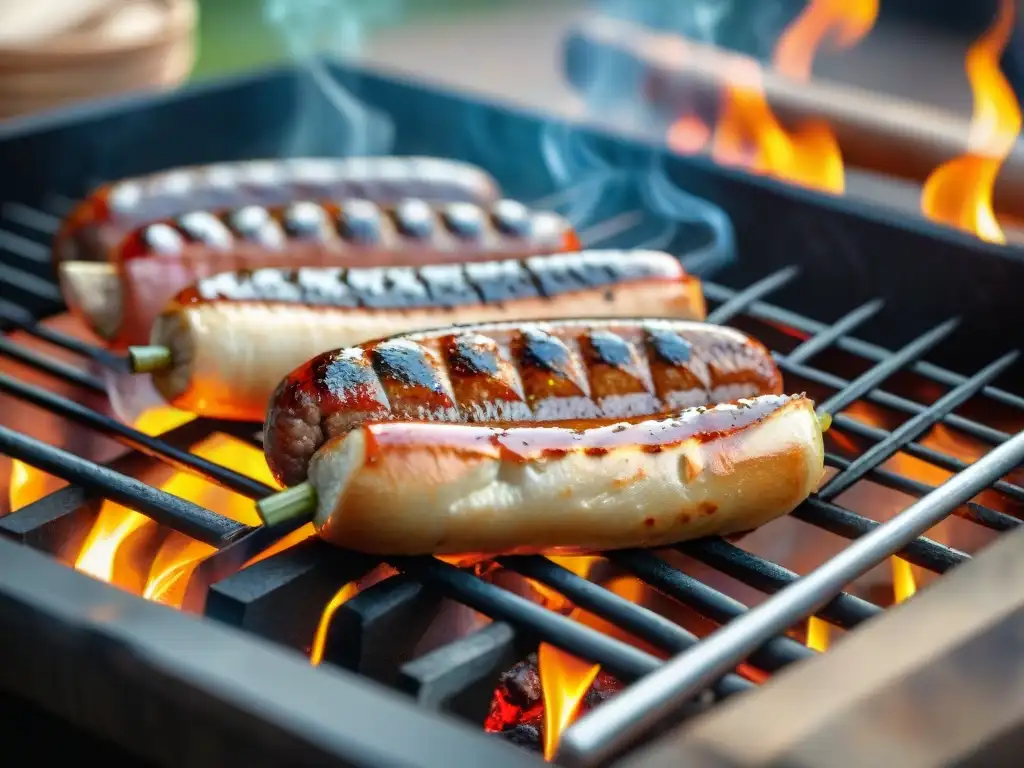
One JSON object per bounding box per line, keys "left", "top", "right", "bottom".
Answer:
{"left": 921, "top": 0, "right": 1019, "bottom": 243}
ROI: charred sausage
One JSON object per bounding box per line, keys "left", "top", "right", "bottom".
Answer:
{"left": 54, "top": 156, "right": 500, "bottom": 264}
{"left": 136, "top": 251, "right": 707, "bottom": 424}
{"left": 60, "top": 198, "right": 577, "bottom": 345}
{"left": 264, "top": 316, "right": 781, "bottom": 487}
{"left": 257, "top": 394, "right": 825, "bottom": 555}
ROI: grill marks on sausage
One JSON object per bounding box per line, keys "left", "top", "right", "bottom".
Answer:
{"left": 266, "top": 320, "right": 784, "bottom": 486}
{"left": 132, "top": 198, "right": 567, "bottom": 260}
{"left": 101, "top": 157, "right": 500, "bottom": 222}
{"left": 187, "top": 251, "right": 681, "bottom": 308}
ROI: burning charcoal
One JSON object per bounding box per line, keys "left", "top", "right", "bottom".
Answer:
{"left": 499, "top": 655, "right": 541, "bottom": 709}
{"left": 498, "top": 723, "right": 542, "bottom": 752}
{"left": 582, "top": 670, "right": 624, "bottom": 712}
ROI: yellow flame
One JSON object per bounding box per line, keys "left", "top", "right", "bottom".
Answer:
{"left": 891, "top": 557, "right": 917, "bottom": 603}
{"left": 538, "top": 643, "right": 601, "bottom": 761}
{"left": 806, "top": 616, "right": 831, "bottom": 652}
{"left": 921, "top": 0, "right": 1019, "bottom": 243}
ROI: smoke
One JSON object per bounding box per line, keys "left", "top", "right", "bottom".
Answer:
{"left": 263, "top": 0, "right": 405, "bottom": 157}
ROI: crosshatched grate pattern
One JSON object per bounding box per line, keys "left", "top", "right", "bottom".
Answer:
{"left": 0, "top": 176, "right": 1021, "bottom": 765}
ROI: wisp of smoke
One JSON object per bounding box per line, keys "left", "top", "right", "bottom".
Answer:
{"left": 533, "top": 121, "right": 736, "bottom": 279}
{"left": 263, "top": 0, "right": 405, "bottom": 157}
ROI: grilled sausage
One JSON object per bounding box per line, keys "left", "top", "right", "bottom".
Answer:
{"left": 60, "top": 198, "right": 577, "bottom": 345}
{"left": 54, "top": 156, "right": 500, "bottom": 264}
{"left": 265, "top": 316, "right": 781, "bottom": 487}
{"left": 142, "top": 251, "right": 706, "bottom": 424}
{"left": 287, "top": 394, "right": 825, "bottom": 555}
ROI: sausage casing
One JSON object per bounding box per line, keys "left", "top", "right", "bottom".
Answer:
{"left": 54, "top": 156, "right": 501, "bottom": 263}
{"left": 150, "top": 251, "right": 706, "bottom": 424}
{"left": 60, "top": 198, "right": 576, "bottom": 345}
{"left": 265, "top": 315, "right": 780, "bottom": 487}
{"left": 305, "top": 394, "right": 825, "bottom": 555}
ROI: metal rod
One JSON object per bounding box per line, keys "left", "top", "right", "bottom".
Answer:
{"left": 678, "top": 538, "right": 880, "bottom": 629}
{"left": 785, "top": 299, "right": 885, "bottom": 365}
{"left": 831, "top": 413, "right": 1024, "bottom": 502}
{"left": 704, "top": 266, "right": 799, "bottom": 324}
{"left": 794, "top": 496, "right": 967, "bottom": 572}
{"left": 0, "top": 372, "right": 274, "bottom": 500}
{"left": 701, "top": 282, "right": 1024, "bottom": 413}
{"left": 0, "top": 303, "right": 126, "bottom": 370}
{"left": 778, "top": 356, "right": 1011, "bottom": 445}
{"left": 824, "top": 451, "right": 1019, "bottom": 532}
{"left": 498, "top": 555, "right": 808, "bottom": 672}
{"left": 0, "top": 425, "right": 250, "bottom": 546}
{"left": 814, "top": 318, "right": 959, "bottom": 417}
{"left": 557, "top": 430, "right": 1024, "bottom": 768}
{"left": 820, "top": 352, "right": 1020, "bottom": 499}
{"left": 0, "top": 336, "right": 105, "bottom": 394}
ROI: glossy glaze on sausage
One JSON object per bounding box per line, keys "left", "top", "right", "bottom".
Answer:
{"left": 265, "top": 316, "right": 780, "bottom": 487}
{"left": 149, "top": 251, "right": 706, "bottom": 423}
{"left": 54, "top": 157, "right": 501, "bottom": 263}
{"left": 59, "top": 198, "right": 577, "bottom": 346}
{"left": 304, "top": 394, "right": 825, "bottom": 555}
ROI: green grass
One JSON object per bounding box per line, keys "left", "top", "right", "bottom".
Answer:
{"left": 191, "top": 0, "right": 551, "bottom": 79}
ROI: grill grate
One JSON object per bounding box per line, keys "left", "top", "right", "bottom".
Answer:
{"left": 0, "top": 167, "right": 1022, "bottom": 764}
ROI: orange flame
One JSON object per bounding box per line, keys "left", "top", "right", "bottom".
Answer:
{"left": 670, "top": 0, "right": 879, "bottom": 194}
{"left": 8, "top": 460, "right": 54, "bottom": 512}
{"left": 310, "top": 582, "right": 360, "bottom": 666}
{"left": 538, "top": 643, "right": 600, "bottom": 761}
{"left": 921, "top": 0, "right": 1019, "bottom": 243}
{"left": 75, "top": 407, "right": 195, "bottom": 585}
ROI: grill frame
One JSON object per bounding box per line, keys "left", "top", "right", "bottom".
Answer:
{"left": 0, "top": 60, "right": 1020, "bottom": 766}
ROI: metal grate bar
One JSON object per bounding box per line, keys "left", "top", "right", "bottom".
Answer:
{"left": 820, "top": 352, "right": 1020, "bottom": 500}
{"left": 793, "top": 497, "right": 967, "bottom": 572}
{"left": 0, "top": 425, "right": 250, "bottom": 546}
{"left": 0, "top": 304, "right": 126, "bottom": 370}
{"left": 0, "top": 336, "right": 105, "bottom": 394}
{"left": 559, "top": 430, "right": 1024, "bottom": 768}
{"left": 814, "top": 318, "right": 960, "bottom": 416}
{"left": 704, "top": 267, "right": 800, "bottom": 324}
{"left": 389, "top": 555, "right": 694, "bottom": 687}
{"left": 677, "top": 539, "right": 880, "bottom": 629}
{"left": 0, "top": 228, "right": 51, "bottom": 263}
{"left": 498, "top": 555, "right": 809, "bottom": 672}
{"left": 605, "top": 550, "right": 811, "bottom": 664}
{"left": 779, "top": 356, "right": 1012, "bottom": 444}
{"left": 0, "top": 371, "right": 274, "bottom": 500}
{"left": 824, "top": 451, "right": 1019, "bottom": 532}
{"left": 0, "top": 263, "right": 62, "bottom": 302}
{"left": 702, "top": 282, "right": 1024, "bottom": 413}
{"left": 830, "top": 413, "right": 1024, "bottom": 502}
{"left": 785, "top": 299, "right": 885, "bottom": 365}
{"left": 2, "top": 202, "right": 61, "bottom": 235}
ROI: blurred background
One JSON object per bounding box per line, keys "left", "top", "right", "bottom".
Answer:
{"left": 1, "top": 0, "right": 1022, "bottom": 123}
